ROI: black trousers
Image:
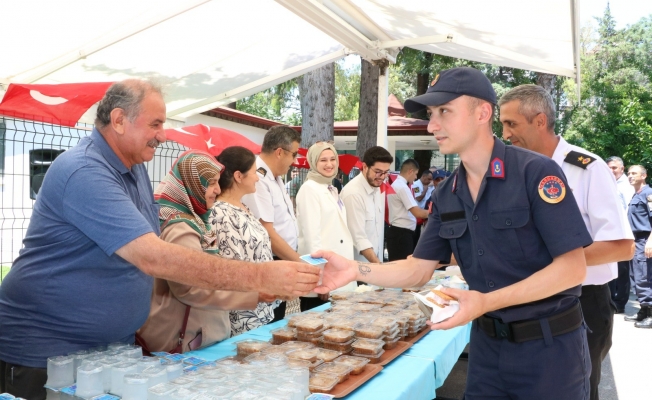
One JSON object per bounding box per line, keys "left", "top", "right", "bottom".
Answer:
{"left": 0, "top": 359, "right": 47, "bottom": 400}
{"left": 299, "top": 296, "right": 328, "bottom": 312}
{"left": 579, "top": 284, "right": 615, "bottom": 400}
{"left": 387, "top": 225, "right": 415, "bottom": 261}
{"left": 608, "top": 260, "right": 631, "bottom": 311}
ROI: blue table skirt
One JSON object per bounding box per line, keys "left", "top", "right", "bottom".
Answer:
{"left": 187, "top": 303, "right": 469, "bottom": 399}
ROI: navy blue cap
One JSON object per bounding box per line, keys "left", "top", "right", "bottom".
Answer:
{"left": 404, "top": 67, "right": 497, "bottom": 113}
{"left": 432, "top": 169, "right": 447, "bottom": 179}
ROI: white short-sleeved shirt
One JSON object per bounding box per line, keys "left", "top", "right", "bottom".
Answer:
{"left": 552, "top": 137, "right": 634, "bottom": 285}
{"left": 616, "top": 173, "right": 635, "bottom": 210}
{"left": 241, "top": 157, "right": 298, "bottom": 251}
{"left": 412, "top": 179, "right": 434, "bottom": 209}
{"left": 388, "top": 175, "right": 418, "bottom": 231}
{"left": 340, "top": 173, "right": 385, "bottom": 262}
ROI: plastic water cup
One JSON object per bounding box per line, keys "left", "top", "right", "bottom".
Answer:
{"left": 136, "top": 357, "right": 160, "bottom": 373}
{"left": 278, "top": 382, "right": 303, "bottom": 400}
{"left": 169, "top": 376, "right": 194, "bottom": 387}
{"left": 142, "top": 365, "right": 168, "bottom": 387}
{"left": 45, "top": 355, "right": 74, "bottom": 389}
{"left": 122, "top": 374, "right": 148, "bottom": 400}
{"left": 107, "top": 342, "right": 130, "bottom": 350}
{"left": 120, "top": 345, "right": 143, "bottom": 359}
{"left": 98, "top": 356, "right": 122, "bottom": 393}
{"left": 287, "top": 365, "right": 309, "bottom": 397}
{"left": 147, "top": 382, "right": 177, "bottom": 400}
{"left": 68, "top": 349, "right": 91, "bottom": 381}
{"left": 160, "top": 359, "right": 183, "bottom": 381}
{"left": 110, "top": 361, "right": 137, "bottom": 396}
{"left": 75, "top": 363, "right": 104, "bottom": 399}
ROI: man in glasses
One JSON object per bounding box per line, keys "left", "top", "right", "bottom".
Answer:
{"left": 242, "top": 125, "right": 303, "bottom": 321}
{"left": 341, "top": 146, "right": 394, "bottom": 264}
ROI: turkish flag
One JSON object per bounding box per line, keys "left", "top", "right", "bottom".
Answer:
{"left": 0, "top": 82, "right": 112, "bottom": 127}
{"left": 338, "top": 154, "right": 360, "bottom": 175}
{"left": 164, "top": 124, "right": 261, "bottom": 156}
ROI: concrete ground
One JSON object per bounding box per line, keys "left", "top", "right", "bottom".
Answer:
{"left": 435, "top": 292, "right": 649, "bottom": 400}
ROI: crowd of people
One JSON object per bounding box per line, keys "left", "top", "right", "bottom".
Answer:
{"left": 0, "top": 67, "right": 649, "bottom": 400}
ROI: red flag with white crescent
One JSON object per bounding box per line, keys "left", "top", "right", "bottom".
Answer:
{"left": 0, "top": 82, "right": 113, "bottom": 127}
{"left": 164, "top": 124, "right": 261, "bottom": 156}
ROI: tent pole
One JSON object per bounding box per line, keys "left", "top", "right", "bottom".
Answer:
{"left": 376, "top": 61, "right": 388, "bottom": 149}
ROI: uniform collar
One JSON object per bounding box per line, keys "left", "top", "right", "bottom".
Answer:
{"left": 551, "top": 136, "right": 571, "bottom": 165}
{"left": 485, "top": 136, "right": 506, "bottom": 180}
{"left": 395, "top": 175, "right": 408, "bottom": 185}
{"left": 92, "top": 128, "right": 130, "bottom": 175}
{"left": 256, "top": 157, "right": 278, "bottom": 182}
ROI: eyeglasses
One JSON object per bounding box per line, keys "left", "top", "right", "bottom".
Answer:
{"left": 279, "top": 148, "right": 299, "bottom": 159}
{"left": 370, "top": 168, "right": 391, "bottom": 177}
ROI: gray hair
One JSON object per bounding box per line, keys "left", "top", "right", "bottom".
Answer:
{"left": 95, "top": 79, "right": 163, "bottom": 129}
{"left": 606, "top": 156, "right": 625, "bottom": 167}
{"left": 261, "top": 125, "right": 302, "bottom": 154}
{"left": 630, "top": 165, "right": 647, "bottom": 175}
{"left": 498, "top": 84, "right": 556, "bottom": 131}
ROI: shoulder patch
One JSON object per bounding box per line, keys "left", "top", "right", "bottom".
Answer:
{"left": 538, "top": 176, "right": 566, "bottom": 204}
{"left": 256, "top": 167, "right": 267, "bottom": 177}
{"left": 414, "top": 187, "right": 421, "bottom": 194}
{"left": 647, "top": 194, "right": 652, "bottom": 203}
{"left": 564, "top": 150, "right": 596, "bottom": 170}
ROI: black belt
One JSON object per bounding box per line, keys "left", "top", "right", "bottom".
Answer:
{"left": 634, "top": 231, "right": 650, "bottom": 239}
{"left": 477, "top": 302, "right": 582, "bottom": 343}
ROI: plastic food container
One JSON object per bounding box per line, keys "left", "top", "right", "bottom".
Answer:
{"left": 235, "top": 339, "right": 272, "bottom": 356}
{"left": 309, "top": 372, "right": 340, "bottom": 393}
{"left": 315, "top": 349, "right": 342, "bottom": 363}
{"left": 351, "top": 303, "right": 382, "bottom": 312}
{"left": 351, "top": 348, "right": 385, "bottom": 364}
{"left": 314, "top": 362, "right": 354, "bottom": 383}
{"left": 279, "top": 341, "right": 315, "bottom": 351}
{"left": 372, "top": 317, "right": 398, "bottom": 332}
{"left": 321, "top": 338, "right": 355, "bottom": 353}
{"left": 333, "top": 355, "right": 370, "bottom": 375}
{"left": 329, "top": 319, "right": 360, "bottom": 331}
{"left": 270, "top": 327, "right": 296, "bottom": 344}
{"left": 354, "top": 325, "right": 385, "bottom": 339}
{"left": 294, "top": 318, "right": 325, "bottom": 333}
{"left": 351, "top": 338, "right": 385, "bottom": 355}
{"left": 296, "top": 327, "right": 327, "bottom": 340}
{"left": 322, "top": 329, "right": 355, "bottom": 343}
{"left": 260, "top": 345, "right": 289, "bottom": 355}
{"left": 330, "top": 291, "right": 356, "bottom": 301}
{"left": 286, "top": 348, "right": 320, "bottom": 363}
{"left": 383, "top": 336, "right": 401, "bottom": 350}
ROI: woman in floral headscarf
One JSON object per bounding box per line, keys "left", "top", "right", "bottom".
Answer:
{"left": 296, "top": 142, "right": 357, "bottom": 311}
{"left": 137, "top": 150, "right": 259, "bottom": 353}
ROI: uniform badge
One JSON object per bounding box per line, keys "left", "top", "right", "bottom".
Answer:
{"left": 256, "top": 167, "right": 267, "bottom": 177}
{"left": 490, "top": 157, "right": 504, "bottom": 178}
{"left": 430, "top": 74, "right": 440, "bottom": 86}
{"left": 538, "top": 176, "right": 566, "bottom": 204}
{"left": 414, "top": 187, "right": 421, "bottom": 194}
{"left": 563, "top": 150, "right": 595, "bottom": 170}
{"left": 428, "top": 202, "right": 433, "bottom": 214}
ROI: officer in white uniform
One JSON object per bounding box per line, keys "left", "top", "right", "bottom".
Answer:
{"left": 242, "top": 125, "right": 302, "bottom": 321}
{"left": 340, "top": 146, "right": 394, "bottom": 264}
{"left": 500, "top": 84, "right": 634, "bottom": 400}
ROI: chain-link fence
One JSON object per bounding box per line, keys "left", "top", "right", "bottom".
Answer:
{"left": 0, "top": 117, "right": 187, "bottom": 282}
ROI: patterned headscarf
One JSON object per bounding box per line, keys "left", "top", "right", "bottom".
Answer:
{"left": 154, "top": 150, "right": 224, "bottom": 252}
{"left": 306, "top": 142, "right": 339, "bottom": 185}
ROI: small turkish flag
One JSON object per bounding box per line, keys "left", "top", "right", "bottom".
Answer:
{"left": 164, "top": 124, "right": 261, "bottom": 156}
{"left": 0, "top": 82, "right": 113, "bottom": 127}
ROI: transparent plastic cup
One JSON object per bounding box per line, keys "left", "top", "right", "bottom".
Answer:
{"left": 98, "top": 356, "right": 122, "bottom": 393}
{"left": 142, "top": 365, "right": 168, "bottom": 387}
{"left": 160, "top": 359, "right": 183, "bottom": 381}
{"left": 107, "top": 342, "right": 130, "bottom": 350}
{"left": 147, "top": 382, "right": 177, "bottom": 400}
{"left": 45, "top": 355, "right": 74, "bottom": 389}
{"left": 287, "top": 365, "right": 309, "bottom": 397}
{"left": 68, "top": 349, "right": 91, "bottom": 381}
{"left": 136, "top": 357, "right": 159, "bottom": 373}
{"left": 75, "top": 362, "right": 104, "bottom": 399}
{"left": 120, "top": 345, "right": 143, "bottom": 359}
{"left": 122, "top": 373, "right": 148, "bottom": 400}
{"left": 110, "top": 361, "right": 137, "bottom": 396}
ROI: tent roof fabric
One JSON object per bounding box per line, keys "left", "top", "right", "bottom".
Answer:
{"left": 0, "top": 0, "right": 579, "bottom": 124}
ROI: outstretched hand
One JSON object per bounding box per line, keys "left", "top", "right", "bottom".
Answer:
{"left": 310, "top": 250, "right": 358, "bottom": 294}
{"left": 264, "top": 261, "right": 321, "bottom": 297}
{"left": 427, "top": 287, "right": 488, "bottom": 331}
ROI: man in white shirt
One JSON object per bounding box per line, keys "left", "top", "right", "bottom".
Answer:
{"left": 242, "top": 125, "right": 302, "bottom": 321}
{"left": 387, "top": 159, "right": 429, "bottom": 260}
{"left": 500, "top": 84, "right": 634, "bottom": 400}
{"left": 412, "top": 170, "right": 433, "bottom": 209}
{"left": 341, "top": 146, "right": 393, "bottom": 264}
{"left": 606, "top": 156, "right": 636, "bottom": 313}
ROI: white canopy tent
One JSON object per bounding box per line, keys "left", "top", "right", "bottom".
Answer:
{"left": 0, "top": 0, "right": 580, "bottom": 144}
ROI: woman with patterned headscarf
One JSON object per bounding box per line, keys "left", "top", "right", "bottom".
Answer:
{"left": 296, "top": 142, "right": 357, "bottom": 312}
{"left": 137, "top": 150, "right": 259, "bottom": 353}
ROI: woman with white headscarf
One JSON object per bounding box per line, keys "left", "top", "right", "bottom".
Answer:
{"left": 296, "top": 142, "right": 357, "bottom": 311}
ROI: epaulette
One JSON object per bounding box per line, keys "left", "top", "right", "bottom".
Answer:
{"left": 564, "top": 150, "right": 596, "bottom": 170}
{"left": 256, "top": 167, "right": 267, "bottom": 177}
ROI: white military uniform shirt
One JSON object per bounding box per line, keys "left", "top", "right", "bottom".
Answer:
{"left": 552, "top": 137, "right": 634, "bottom": 285}
{"left": 412, "top": 179, "right": 434, "bottom": 209}
{"left": 242, "top": 157, "right": 298, "bottom": 252}
{"left": 340, "top": 173, "right": 385, "bottom": 262}
{"left": 615, "top": 173, "right": 635, "bottom": 210}
{"left": 388, "top": 175, "right": 418, "bottom": 231}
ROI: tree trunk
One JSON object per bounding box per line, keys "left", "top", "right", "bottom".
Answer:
{"left": 536, "top": 73, "right": 557, "bottom": 97}
{"left": 412, "top": 54, "right": 433, "bottom": 175}
{"left": 298, "top": 63, "right": 336, "bottom": 147}
{"left": 413, "top": 150, "right": 432, "bottom": 177}
{"left": 356, "top": 58, "right": 380, "bottom": 158}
